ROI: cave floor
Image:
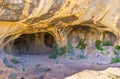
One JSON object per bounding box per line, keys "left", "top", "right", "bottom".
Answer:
{"left": 0, "top": 54, "right": 120, "bottom": 79}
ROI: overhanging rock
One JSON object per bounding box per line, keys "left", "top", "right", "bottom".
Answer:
{"left": 0, "top": 0, "right": 120, "bottom": 52}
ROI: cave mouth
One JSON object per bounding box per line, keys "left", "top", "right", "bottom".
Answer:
{"left": 67, "top": 26, "right": 99, "bottom": 47}
{"left": 67, "top": 26, "right": 117, "bottom": 47}
{"left": 4, "top": 32, "right": 56, "bottom": 55}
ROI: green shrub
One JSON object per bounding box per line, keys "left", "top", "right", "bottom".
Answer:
{"left": 49, "top": 52, "right": 58, "bottom": 59}
{"left": 111, "top": 48, "right": 120, "bottom": 64}
{"left": 49, "top": 45, "right": 66, "bottom": 59}
{"left": 76, "top": 39, "right": 86, "bottom": 50}
{"left": 95, "top": 40, "right": 102, "bottom": 46}
{"left": 96, "top": 46, "right": 104, "bottom": 51}
{"left": 115, "top": 45, "right": 120, "bottom": 50}
{"left": 59, "top": 47, "right": 66, "bottom": 56}
{"left": 96, "top": 45, "right": 104, "bottom": 54}
{"left": 11, "top": 58, "right": 19, "bottom": 64}
{"left": 96, "top": 40, "right": 110, "bottom": 46}
{"left": 111, "top": 57, "right": 120, "bottom": 64}
{"left": 49, "top": 44, "right": 58, "bottom": 59}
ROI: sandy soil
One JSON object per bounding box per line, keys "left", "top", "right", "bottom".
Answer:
{"left": 0, "top": 54, "right": 120, "bottom": 79}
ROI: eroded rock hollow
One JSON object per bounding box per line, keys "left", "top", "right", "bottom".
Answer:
{"left": 4, "top": 32, "right": 55, "bottom": 55}
{"left": 0, "top": 0, "right": 120, "bottom": 56}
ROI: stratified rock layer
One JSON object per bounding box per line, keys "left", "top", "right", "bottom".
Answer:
{"left": 0, "top": 0, "right": 120, "bottom": 54}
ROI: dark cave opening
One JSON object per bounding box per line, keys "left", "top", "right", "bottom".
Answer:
{"left": 4, "top": 32, "right": 55, "bottom": 55}
{"left": 44, "top": 33, "right": 55, "bottom": 48}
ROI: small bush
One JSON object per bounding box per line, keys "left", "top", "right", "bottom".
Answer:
{"left": 76, "top": 39, "right": 86, "bottom": 50}
{"left": 95, "top": 40, "right": 102, "bottom": 46}
{"left": 115, "top": 45, "right": 120, "bottom": 50}
{"left": 96, "top": 46, "right": 104, "bottom": 51}
{"left": 49, "top": 52, "right": 57, "bottom": 59}
{"left": 59, "top": 47, "right": 66, "bottom": 56}
{"left": 96, "top": 45, "right": 104, "bottom": 54}
{"left": 11, "top": 58, "right": 19, "bottom": 64}
{"left": 49, "top": 46, "right": 66, "bottom": 59}
{"left": 49, "top": 44, "right": 59, "bottom": 59}
{"left": 111, "top": 57, "right": 120, "bottom": 64}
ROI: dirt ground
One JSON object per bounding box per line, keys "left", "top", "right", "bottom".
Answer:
{"left": 0, "top": 54, "right": 120, "bottom": 79}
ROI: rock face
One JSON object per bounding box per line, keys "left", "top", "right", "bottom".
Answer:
{"left": 0, "top": 0, "right": 120, "bottom": 55}
{"left": 65, "top": 68, "right": 120, "bottom": 79}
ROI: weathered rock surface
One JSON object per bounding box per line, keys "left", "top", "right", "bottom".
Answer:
{"left": 65, "top": 68, "right": 120, "bottom": 79}
{"left": 0, "top": 1, "right": 120, "bottom": 79}
{"left": 0, "top": 0, "right": 120, "bottom": 47}
{"left": 0, "top": 0, "right": 119, "bottom": 56}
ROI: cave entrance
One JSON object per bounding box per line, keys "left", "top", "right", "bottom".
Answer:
{"left": 67, "top": 26, "right": 99, "bottom": 47}
{"left": 4, "top": 32, "right": 56, "bottom": 55}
